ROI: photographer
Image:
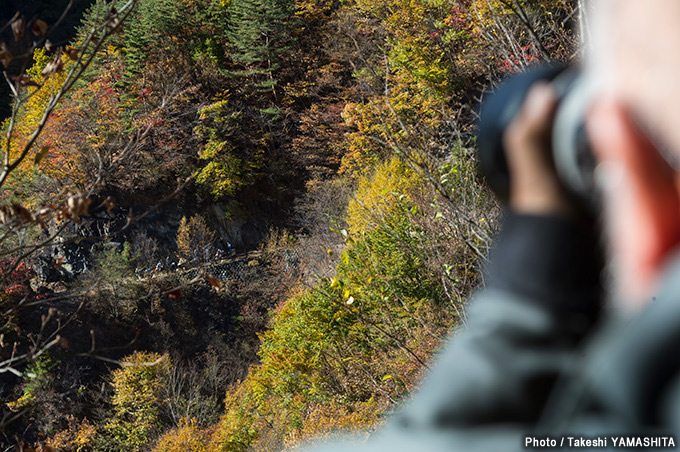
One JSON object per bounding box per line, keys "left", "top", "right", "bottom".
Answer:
{"left": 311, "top": 0, "right": 680, "bottom": 450}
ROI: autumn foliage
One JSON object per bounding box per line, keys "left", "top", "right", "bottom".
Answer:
{"left": 0, "top": 0, "right": 579, "bottom": 449}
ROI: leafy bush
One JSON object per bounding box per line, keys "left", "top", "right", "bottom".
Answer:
{"left": 97, "top": 352, "right": 169, "bottom": 451}
{"left": 151, "top": 418, "right": 210, "bottom": 452}
{"left": 176, "top": 214, "right": 217, "bottom": 262}
{"left": 211, "top": 164, "right": 458, "bottom": 450}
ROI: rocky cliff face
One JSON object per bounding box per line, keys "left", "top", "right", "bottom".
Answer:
{"left": 29, "top": 188, "right": 288, "bottom": 284}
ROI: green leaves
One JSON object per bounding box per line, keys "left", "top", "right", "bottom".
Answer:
{"left": 225, "top": 0, "right": 297, "bottom": 92}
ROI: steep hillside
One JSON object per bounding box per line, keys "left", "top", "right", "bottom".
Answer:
{"left": 0, "top": 0, "right": 580, "bottom": 449}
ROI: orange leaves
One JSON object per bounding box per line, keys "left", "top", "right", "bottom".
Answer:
{"left": 102, "top": 196, "right": 115, "bottom": 211}
{"left": 36, "top": 72, "right": 121, "bottom": 190}
{"left": 207, "top": 273, "right": 221, "bottom": 292}
{"left": 13, "top": 442, "right": 58, "bottom": 452}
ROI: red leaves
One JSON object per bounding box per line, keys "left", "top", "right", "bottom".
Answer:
{"left": 0, "top": 259, "right": 35, "bottom": 297}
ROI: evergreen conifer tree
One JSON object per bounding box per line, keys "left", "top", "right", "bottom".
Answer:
{"left": 226, "top": 0, "right": 297, "bottom": 96}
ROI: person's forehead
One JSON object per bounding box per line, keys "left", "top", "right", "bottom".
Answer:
{"left": 588, "top": 0, "right": 680, "bottom": 158}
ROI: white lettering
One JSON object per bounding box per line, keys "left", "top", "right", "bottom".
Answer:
{"left": 524, "top": 437, "right": 556, "bottom": 448}
{"left": 610, "top": 436, "right": 676, "bottom": 448}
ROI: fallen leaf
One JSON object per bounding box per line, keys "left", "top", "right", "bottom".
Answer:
{"left": 12, "top": 75, "right": 41, "bottom": 88}
{"left": 31, "top": 19, "right": 48, "bottom": 37}
{"left": 12, "top": 203, "right": 34, "bottom": 223}
{"left": 11, "top": 16, "right": 24, "bottom": 40}
{"left": 64, "top": 46, "right": 79, "bottom": 61}
{"left": 0, "top": 42, "right": 12, "bottom": 67}
{"left": 41, "top": 56, "right": 63, "bottom": 76}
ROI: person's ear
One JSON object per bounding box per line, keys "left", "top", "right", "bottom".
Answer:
{"left": 587, "top": 100, "right": 680, "bottom": 302}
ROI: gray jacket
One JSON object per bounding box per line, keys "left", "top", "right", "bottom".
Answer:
{"left": 312, "top": 214, "right": 679, "bottom": 451}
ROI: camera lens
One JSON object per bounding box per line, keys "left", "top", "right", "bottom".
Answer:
{"left": 477, "top": 64, "right": 599, "bottom": 213}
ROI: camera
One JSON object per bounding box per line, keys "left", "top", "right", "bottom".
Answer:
{"left": 477, "top": 65, "right": 599, "bottom": 212}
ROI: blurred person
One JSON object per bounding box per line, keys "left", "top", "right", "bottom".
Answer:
{"left": 309, "top": 1, "right": 680, "bottom": 450}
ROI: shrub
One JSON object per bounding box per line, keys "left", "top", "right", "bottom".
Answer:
{"left": 151, "top": 418, "right": 210, "bottom": 452}
{"left": 100, "top": 352, "right": 169, "bottom": 451}
{"left": 176, "top": 215, "right": 217, "bottom": 262}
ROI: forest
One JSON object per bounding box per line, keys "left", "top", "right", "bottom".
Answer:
{"left": 0, "top": 0, "right": 581, "bottom": 450}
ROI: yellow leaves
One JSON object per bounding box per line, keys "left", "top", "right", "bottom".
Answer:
{"left": 152, "top": 418, "right": 210, "bottom": 452}
{"left": 0, "top": 48, "right": 71, "bottom": 194}
{"left": 282, "top": 399, "right": 382, "bottom": 449}
{"left": 51, "top": 416, "right": 97, "bottom": 452}
{"left": 346, "top": 155, "right": 421, "bottom": 234}
{"left": 175, "top": 214, "right": 216, "bottom": 260}
{"left": 106, "top": 352, "right": 169, "bottom": 450}
{"left": 340, "top": 73, "right": 445, "bottom": 175}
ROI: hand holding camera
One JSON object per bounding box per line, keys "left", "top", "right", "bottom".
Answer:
{"left": 477, "top": 65, "right": 598, "bottom": 218}
{"left": 503, "top": 82, "right": 579, "bottom": 218}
